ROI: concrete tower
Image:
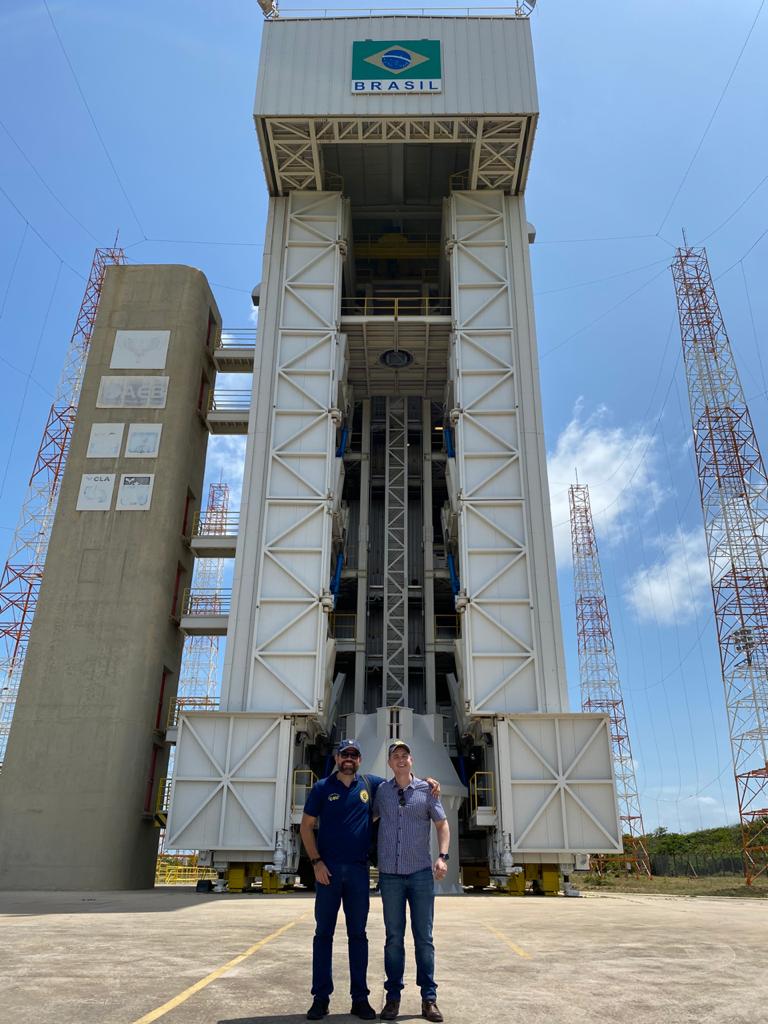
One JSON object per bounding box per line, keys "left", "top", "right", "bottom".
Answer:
{"left": 0, "top": 266, "right": 220, "bottom": 889}
{"left": 167, "top": 13, "right": 622, "bottom": 893}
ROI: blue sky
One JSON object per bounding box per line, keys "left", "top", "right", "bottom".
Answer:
{"left": 1, "top": 0, "right": 767, "bottom": 833}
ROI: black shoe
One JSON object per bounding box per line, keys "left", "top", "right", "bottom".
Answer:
{"left": 381, "top": 998, "right": 400, "bottom": 1020}
{"left": 306, "top": 999, "right": 329, "bottom": 1020}
{"left": 422, "top": 1001, "right": 444, "bottom": 1023}
{"left": 351, "top": 999, "right": 377, "bottom": 1020}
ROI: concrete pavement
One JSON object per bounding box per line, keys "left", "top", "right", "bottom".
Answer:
{"left": 1, "top": 887, "right": 764, "bottom": 1024}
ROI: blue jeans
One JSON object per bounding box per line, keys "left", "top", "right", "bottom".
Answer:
{"left": 379, "top": 868, "right": 436, "bottom": 1002}
{"left": 312, "top": 862, "right": 370, "bottom": 1001}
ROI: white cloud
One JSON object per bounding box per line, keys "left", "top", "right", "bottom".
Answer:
{"left": 624, "top": 527, "right": 711, "bottom": 625}
{"left": 204, "top": 435, "right": 247, "bottom": 505}
{"left": 547, "top": 402, "right": 665, "bottom": 563}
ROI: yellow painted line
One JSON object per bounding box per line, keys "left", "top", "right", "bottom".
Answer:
{"left": 131, "top": 912, "right": 310, "bottom": 1023}
{"left": 485, "top": 924, "right": 532, "bottom": 959}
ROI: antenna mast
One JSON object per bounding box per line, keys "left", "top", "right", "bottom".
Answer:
{"left": 569, "top": 482, "right": 651, "bottom": 876}
{"left": 673, "top": 244, "right": 768, "bottom": 884}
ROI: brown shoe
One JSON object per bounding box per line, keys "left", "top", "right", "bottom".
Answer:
{"left": 422, "top": 1001, "right": 443, "bottom": 1023}
{"left": 380, "top": 999, "right": 400, "bottom": 1020}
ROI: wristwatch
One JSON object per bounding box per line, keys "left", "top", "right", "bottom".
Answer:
{"left": 437, "top": 853, "right": 450, "bottom": 861}
{"left": 310, "top": 857, "right": 323, "bottom": 865}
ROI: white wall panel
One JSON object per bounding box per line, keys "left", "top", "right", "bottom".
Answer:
{"left": 254, "top": 16, "right": 537, "bottom": 119}
{"left": 245, "top": 192, "right": 347, "bottom": 713}
{"left": 166, "top": 713, "right": 293, "bottom": 853}
{"left": 448, "top": 191, "right": 568, "bottom": 714}
{"left": 494, "top": 714, "right": 622, "bottom": 856}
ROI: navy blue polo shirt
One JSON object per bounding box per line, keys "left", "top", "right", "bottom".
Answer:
{"left": 304, "top": 772, "right": 384, "bottom": 865}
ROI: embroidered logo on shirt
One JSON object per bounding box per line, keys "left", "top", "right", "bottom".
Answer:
{"left": 328, "top": 793, "right": 340, "bottom": 801}
{"left": 360, "top": 790, "right": 370, "bottom": 803}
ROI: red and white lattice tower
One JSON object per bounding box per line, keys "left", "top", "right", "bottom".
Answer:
{"left": 569, "top": 483, "right": 651, "bottom": 876}
{"left": 176, "top": 482, "right": 230, "bottom": 710}
{"left": 0, "top": 246, "right": 125, "bottom": 764}
{"left": 673, "top": 244, "right": 768, "bottom": 885}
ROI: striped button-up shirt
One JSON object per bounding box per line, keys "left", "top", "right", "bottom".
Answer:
{"left": 374, "top": 775, "right": 447, "bottom": 875}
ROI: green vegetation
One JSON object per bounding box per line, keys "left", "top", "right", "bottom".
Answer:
{"left": 576, "top": 823, "right": 768, "bottom": 897}
{"left": 644, "top": 824, "right": 743, "bottom": 858}
{"left": 579, "top": 872, "right": 767, "bottom": 898}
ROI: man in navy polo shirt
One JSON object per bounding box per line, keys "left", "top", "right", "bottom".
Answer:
{"left": 300, "top": 738, "right": 381, "bottom": 1021}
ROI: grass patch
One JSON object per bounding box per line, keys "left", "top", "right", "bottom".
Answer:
{"left": 578, "top": 872, "right": 768, "bottom": 898}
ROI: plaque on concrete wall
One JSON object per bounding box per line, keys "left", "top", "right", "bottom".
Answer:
{"left": 97, "top": 376, "right": 169, "bottom": 409}
{"left": 76, "top": 473, "right": 116, "bottom": 511}
{"left": 125, "top": 423, "right": 162, "bottom": 458}
{"left": 110, "top": 330, "right": 170, "bottom": 370}
{"left": 86, "top": 423, "right": 125, "bottom": 458}
{"left": 116, "top": 474, "right": 155, "bottom": 510}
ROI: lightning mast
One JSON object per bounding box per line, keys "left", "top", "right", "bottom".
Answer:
{"left": 569, "top": 482, "right": 651, "bottom": 875}
{"left": 673, "top": 244, "right": 768, "bottom": 884}
{"left": 0, "top": 245, "right": 125, "bottom": 764}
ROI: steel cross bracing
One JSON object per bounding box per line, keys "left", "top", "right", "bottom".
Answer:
{"left": 383, "top": 397, "right": 408, "bottom": 707}
{"left": 0, "top": 246, "right": 124, "bottom": 764}
{"left": 568, "top": 484, "right": 650, "bottom": 876}
{"left": 166, "top": 194, "right": 346, "bottom": 857}
{"left": 447, "top": 191, "right": 538, "bottom": 713}
{"left": 246, "top": 192, "right": 346, "bottom": 712}
{"left": 673, "top": 245, "right": 768, "bottom": 884}
{"left": 262, "top": 117, "right": 530, "bottom": 196}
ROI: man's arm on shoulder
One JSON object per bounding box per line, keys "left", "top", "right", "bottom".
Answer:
{"left": 424, "top": 776, "right": 441, "bottom": 798}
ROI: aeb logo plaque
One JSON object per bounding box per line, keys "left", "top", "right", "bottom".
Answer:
{"left": 352, "top": 40, "right": 442, "bottom": 95}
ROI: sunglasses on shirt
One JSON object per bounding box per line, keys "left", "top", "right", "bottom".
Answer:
{"left": 398, "top": 788, "right": 407, "bottom": 807}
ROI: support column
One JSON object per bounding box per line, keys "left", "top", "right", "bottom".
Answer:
{"left": 447, "top": 189, "right": 568, "bottom": 717}
{"left": 383, "top": 396, "right": 408, "bottom": 707}
{"left": 354, "top": 399, "right": 371, "bottom": 713}
{"left": 168, "top": 192, "right": 348, "bottom": 863}
{"left": 422, "top": 399, "right": 437, "bottom": 714}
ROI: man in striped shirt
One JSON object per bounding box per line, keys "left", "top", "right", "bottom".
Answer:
{"left": 374, "top": 740, "right": 450, "bottom": 1023}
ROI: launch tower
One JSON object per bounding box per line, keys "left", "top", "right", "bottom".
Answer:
{"left": 167, "top": 13, "right": 621, "bottom": 893}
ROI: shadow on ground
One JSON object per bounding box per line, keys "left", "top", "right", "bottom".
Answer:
{"left": 0, "top": 889, "right": 315, "bottom": 917}
{"left": 219, "top": 1018, "right": 424, "bottom": 1024}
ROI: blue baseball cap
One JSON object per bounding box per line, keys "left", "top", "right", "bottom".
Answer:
{"left": 336, "top": 738, "right": 362, "bottom": 755}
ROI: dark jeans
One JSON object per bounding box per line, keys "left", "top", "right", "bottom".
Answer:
{"left": 312, "top": 861, "right": 370, "bottom": 1001}
{"left": 379, "top": 867, "right": 436, "bottom": 1002}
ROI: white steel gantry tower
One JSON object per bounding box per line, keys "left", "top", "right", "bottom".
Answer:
{"left": 166, "top": 13, "right": 622, "bottom": 893}
{"left": 673, "top": 244, "right": 768, "bottom": 884}
{"left": 569, "top": 483, "right": 650, "bottom": 875}
{"left": 0, "top": 246, "right": 124, "bottom": 764}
